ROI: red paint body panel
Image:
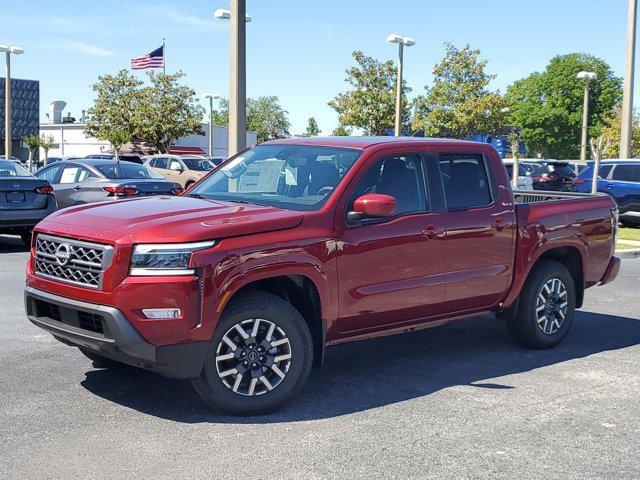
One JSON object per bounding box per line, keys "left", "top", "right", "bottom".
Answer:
{"left": 26, "top": 137, "right": 618, "bottom": 351}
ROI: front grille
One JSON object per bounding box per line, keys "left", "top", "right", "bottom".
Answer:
{"left": 34, "top": 234, "right": 114, "bottom": 290}
{"left": 32, "top": 298, "right": 106, "bottom": 335}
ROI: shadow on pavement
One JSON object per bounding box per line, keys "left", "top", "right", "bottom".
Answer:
{"left": 80, "top": 310, "right": 640, "bottom": 423}
{"left": 0, "top": 235, "right": 29, "bottom": 253}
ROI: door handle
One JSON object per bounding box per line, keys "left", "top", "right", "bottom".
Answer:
{"left": 492, "top": 218, "right": 506, "bottom": 231}
{"left": 605, "top": 184, "right": 615, "bottom": 189}
{"left": 421, "top": 225, "right": 443, "bottom": 239}
{"left": 73, "top": 185, "right": 83, "bottom": 191}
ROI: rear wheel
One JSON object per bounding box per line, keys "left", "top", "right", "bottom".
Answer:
{"left": 506, "top": 260, "right": 576, "bottom": 349}
{"left": 191, "top": 291, "right": 313, "bottom": 415}
{"left": 20, "top": 229, "right": 32, "bottom": 246}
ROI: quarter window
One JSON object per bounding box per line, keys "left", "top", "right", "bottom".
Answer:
{"left": 59, "top": 166, "right": 80, "bottom": 184}
{"left": 438, "top": 154, "right": 492, "bottom": 210}
{"left": 36, "top": 165, "right": 62, "bottom": 183}
{"left": 154, "top": 157, "right": 169, "bottom": 169}
{"left": 349, "top": 154, "right": 427, "bottom": 216}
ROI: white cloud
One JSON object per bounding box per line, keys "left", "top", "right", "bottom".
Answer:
{"left": 59, "top": 40, "right": 112, "bottom": 57}
{"left": 148, "top": 6, "right": 213, "bottom": 27}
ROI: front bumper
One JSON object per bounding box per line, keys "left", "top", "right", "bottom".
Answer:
{"left": 0, "top": 205, "right": 56, "bottom": 232}
{"left": 24, "top": 286, "right": 208, "bottom": 379}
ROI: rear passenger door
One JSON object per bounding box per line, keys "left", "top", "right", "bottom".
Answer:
{"left": 603, "top": 164, "right": 640, "bottom": 214}
{"left": 434, "top": 150, "right": 516, "bottom": 312}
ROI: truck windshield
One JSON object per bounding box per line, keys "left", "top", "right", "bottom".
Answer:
{"left": 188, "top": 145, "right": 363, "bottom": 211}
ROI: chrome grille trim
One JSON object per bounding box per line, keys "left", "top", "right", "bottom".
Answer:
{"left": 34, "top": 234, "right": 114, "bottom": 290}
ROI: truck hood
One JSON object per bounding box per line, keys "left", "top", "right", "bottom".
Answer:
{"left": 38, "top": 196, "right": 304, "bottom": 244}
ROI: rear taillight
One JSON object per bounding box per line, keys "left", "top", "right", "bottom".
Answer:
{"left": 534, "top": 175, "right": 548, "bottom": 181}
{"left": 103, "top": 186, "right": 139, "bottom": 196}
{"left": 35, "top": 185, "right": 54, "bottom": 195}
{"left": 170, "top": 187, "right": 184, "bottom": 195}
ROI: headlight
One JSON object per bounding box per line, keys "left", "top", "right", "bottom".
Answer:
{"left": 130, "top": 240, "right": 217, "bottom": 276}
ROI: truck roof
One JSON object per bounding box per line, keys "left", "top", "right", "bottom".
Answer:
{"left": 261, "top": 136, "right": 484, "bottom": 150}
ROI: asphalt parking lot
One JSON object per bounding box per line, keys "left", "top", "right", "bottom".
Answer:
{"left": 2, "top": 235, "right": 640, "bottom": 479}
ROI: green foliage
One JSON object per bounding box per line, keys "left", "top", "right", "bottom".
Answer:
{"left": 305, "top": 117, "right": 321, "bottom": 136}
{"left": 85, "top": 69, "right": 143, "bottom": 152}
{"left": 412, "top": 43, "right": 507, "bottom": 139}
{"left": 39, "top": 134, "right": 54, "bottom": 153}
{"left": 505, "top": 53, "right": 622, "bottom": 158}
{"left": 23, "top": 134, "right": 41, "bottom": 150}
{"left": 328, "top": 51, "right": 410, "bottom": 135}
{"left": 596, "top": 106, "right": 640, "bottom": 158}
{"left": 210, "top": 96, "right": 291, "bottom": 143}
{"left": 135, "top": 71, "right": 204, "bottom": 153}
{"left": 331, "top": 125, "right": 352, "bottom": 136}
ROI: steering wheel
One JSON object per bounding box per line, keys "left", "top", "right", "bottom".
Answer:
{"left": 317, "top": 186, "right": 334, "bottom": 196}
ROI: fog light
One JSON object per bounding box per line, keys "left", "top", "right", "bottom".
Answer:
{"left": 142, "top": 308, "right": 182, "bottom": 319}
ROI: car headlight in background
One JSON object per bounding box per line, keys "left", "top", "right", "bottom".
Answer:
{"left": 130, "top": 240, "right": 217, "bottom": 276}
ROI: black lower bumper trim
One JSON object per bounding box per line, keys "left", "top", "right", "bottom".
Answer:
{"left": 24, "top": 286, "right": 208, "bottom": 379}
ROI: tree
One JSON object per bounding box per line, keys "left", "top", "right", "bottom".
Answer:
{"left": 506, "top": 53, "right": 622, "bottom": 158}
{"left": 40, "top": 134, "right": 55, "bottom": 166}
{"left": 135, "top": 71, "right": 204, "bottom": 153}
{"left": 598, "top": 106, "right": 640, "bottom": 158}
{"left": 305, "top": 117, "right": 321, "bottom": 136}
{"left": 412, "top": 43, "right": 507, "bottom": 140}
{"left": 331, "top": 125, "right": 352, "bottom": 136}
{"left": 85, "top": 69, "right": 143, "bottom": 160}
{"left": 328, "top": 51, "right": 410, "bottom": 135}
{"left": 23, "top": 134, "right": 40, "bottom": 171}
{"left": 210, "top": 96, "right": 291, "bottom": 143}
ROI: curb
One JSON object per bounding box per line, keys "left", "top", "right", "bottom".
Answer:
{"left": 616, "top": 248, "right": 640, "bottom": 258}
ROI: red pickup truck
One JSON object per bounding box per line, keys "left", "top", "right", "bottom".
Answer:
{"left": 25, "top": 137, "right": 620, "bottom": 415}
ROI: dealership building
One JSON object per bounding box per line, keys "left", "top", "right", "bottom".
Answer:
{"left": 39, "top": 101, "right": 257, "bottom": 159}
{"left": 0, "top": 77, "right": 39, "bottom": 161}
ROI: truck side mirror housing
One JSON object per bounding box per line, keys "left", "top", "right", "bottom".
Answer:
{"left": 348, "top": 193, "right": 397, "bottom": 222}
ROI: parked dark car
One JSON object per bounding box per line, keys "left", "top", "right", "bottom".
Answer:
{"left": 34, "top": 159, "right": 183, "bottom": 210}
{"left": 84, "top": 154, "right": 144, "bottom": 164}
{"left": 0, "top": 159, "right": 57, "bottom": 245}
{"left": 523, "top": 161, "right": 577, "bottom": 191}
{"left": 574, "top": 160, "right": 640, "bottom": 227}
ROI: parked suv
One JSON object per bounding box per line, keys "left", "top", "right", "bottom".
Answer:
{"left": 34, "top": 159, "right": 182, "bottom": 209}
{"left": 0, "top": 159, "right": 57, "bottom": 244}
{"left": 146, "top": 154, "right": 219, "bottom": 188}
{"left": 25, "top": 137, "right": 619, "bottom": 415}
{"left": 573, "top": 160, "right": 640, "bottom": 226}
{"left": 525, "top": 160, "right": 577, "bottom": 191}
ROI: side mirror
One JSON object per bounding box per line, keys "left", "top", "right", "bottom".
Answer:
{"left": 347, "top": 193, "right": 397, "bottom": 222}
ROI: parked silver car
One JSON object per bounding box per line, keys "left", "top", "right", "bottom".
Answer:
{"left": 0, "top": 160, "right": 57, "bottom": 245}
{"left": 34, "top": 159, "right": 183, "bottom": 210}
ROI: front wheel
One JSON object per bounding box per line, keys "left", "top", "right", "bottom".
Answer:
{"left": 506, "top": 259, "right": 576, "bottom": 349}
{"left": 191, "top": 291, "right": 313, "bottom": 415}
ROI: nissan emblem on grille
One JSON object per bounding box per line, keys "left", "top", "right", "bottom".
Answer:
{"left": 34, "top": 234, "right": 114, "bottom": 290}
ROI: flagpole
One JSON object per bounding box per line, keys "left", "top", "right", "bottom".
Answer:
{"left": 162, "top": 37, "right": 166, "bottom": 75}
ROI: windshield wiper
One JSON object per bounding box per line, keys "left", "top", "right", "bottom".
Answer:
{"left": 227, "top": 199, "right": 270, "bottom": 207}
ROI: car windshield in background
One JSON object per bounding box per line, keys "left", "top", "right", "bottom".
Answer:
{"left": 0, "top": 160, "right": 34, "bottom": 177}
{"left": 182, "top": 158, "right": 216, "bottom": 171}
{"left": 189, "top": 145, "right": 363, "bottom": 211}
{"left": 549, "top": 163, "right": 576, "bottom": 176}
{"left": 96, "top": 163, "right": 164, "bottom": 180}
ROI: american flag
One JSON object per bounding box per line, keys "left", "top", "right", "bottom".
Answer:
{"left": 131, "top": 46, "right": 164, "bottom": 70}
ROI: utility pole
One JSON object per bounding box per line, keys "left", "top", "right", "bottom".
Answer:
{"left": 621, "top": 0, "right": 637, "bottom": 158}
{"left": 386, "top": 34, "right": 414, "bottom": 137}
{"left": 576, "top": 71, "right": 597, "bottom": 162}
{"left": 229, "top": 0, "right": 246, "bottom": 156}
{"left": 1, "top": 45, "right": 23, "bottom": 159}
{"left": 204, "top": 93, "right": 219, "bottom": 156}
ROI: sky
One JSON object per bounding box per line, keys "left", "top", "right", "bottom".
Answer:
{"left": 0, "top": 0, "right": 637, "bottom": 135}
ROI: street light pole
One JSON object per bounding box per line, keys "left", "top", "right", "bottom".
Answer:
{"left": 204, "top": 93, "right": 220, "bottom": 156}
{"left": 1, "top": 45, "right": 23, "bottom": 159}
{"left": 577, "top": 71, "right": 597, "bottom": 162}
{"left": 214, "top": 3, "right": 252, "bottom": 157}
{"left": 386, "top": 34, "right": 414, "bottom": 137}
{"left": 621, "top": 0, "right": 637, "bottom": 158}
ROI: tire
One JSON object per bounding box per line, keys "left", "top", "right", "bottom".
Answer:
{"left": 191, "top": 291, "right": 313, "bottom": 415}
{"left": 506, "top": 259, "right": 576, "bottom": 349}
{"left": 20, "top": 229, "right": 32, "bottom": 246}
{"left": 79, "top": 348, "right": 124, "bottom": 369}
{"left": 620, "top": 219, "right": 640, "bottom": 229}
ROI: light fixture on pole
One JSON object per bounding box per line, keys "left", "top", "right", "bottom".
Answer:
{"left": 214, "top": 2, "right": 252, "bottom": 157}
{"left": 576, "top": 71, "right": 597, "bottom": 162}
{"left": 0, "top": 45, "right": 24, "bottom": 160}
{"left": 386, "top": 34, "right": 414, "bottom": 137}
{"left": 204, "top": 93, "right": 220, "bottom": 156}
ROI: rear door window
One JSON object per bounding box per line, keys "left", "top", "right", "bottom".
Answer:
{"left": 611, "top": 164, "right": 640, "bottom": 182}
{"left": 59, "top": 165, "right": 80, "bottom": 184}
{"left": 437, "top": 154, "right": 493, "bottom": 210}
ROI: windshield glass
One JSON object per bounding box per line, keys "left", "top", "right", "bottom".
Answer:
{"left": 0, "top": 160, "right": 34, "bottom": 177}
{"left": 182, "top": 158, "right": 216, "bottom": 171}
{"left": 96, "top": 163, "right": 164, "bottom": 180}
{"left": 189, "top": 145, "right": 363, "bottom": 211}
